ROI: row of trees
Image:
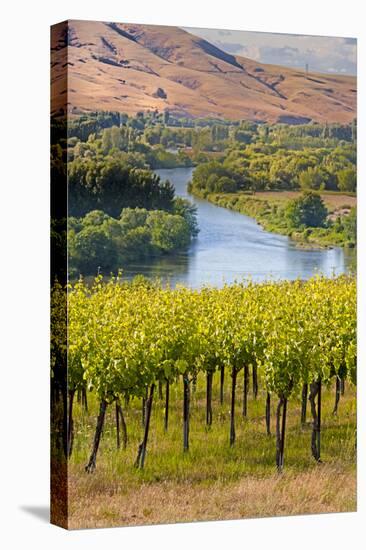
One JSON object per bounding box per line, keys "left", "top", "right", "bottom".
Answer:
{"left": 189, "top": 142, "right": 356, "bottom": 195}
{"left": 65, "top": 111, "right": 235, "bottom": 141}
{"left": 65, "top": 111, "right": 356, "bottom": 147}
{"left": 64, "top": 117, "right": 357, "bottom": 203}
{"left": 54, "top": 274, "right": 356, "bottom": 472}
{"left": 67, "top": 126, "right": 194, "bottom": 170}
{"left": 144, "top": 125, "right": 231, "bottom": 151}
{"left": 65, "top": 116, "right": 357, "bottom": 180}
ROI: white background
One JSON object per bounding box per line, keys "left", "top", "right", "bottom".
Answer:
{"left": 0, "top": 0, "right": 365, "bottom": 548}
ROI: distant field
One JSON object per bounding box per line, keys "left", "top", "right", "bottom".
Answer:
{"left": 67, "top": 374, "right": 356, "bottom": 529}
{"left": 247, "top": 191, "right": 356, "bottom": 212}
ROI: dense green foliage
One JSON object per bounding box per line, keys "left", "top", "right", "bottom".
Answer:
{"left": 209, "top": 193, "right": 357, "bottom": 248}
{"left": 56, "top": 274, "right": 356, "bottom": 469}
{"left": 51, "top": 112, "right": 357, "bottom": 493}
{"left": 65, "top": 113, "right": 356, "bottom": 186}
{"left": 66, "top": 121, "right": 195, "bottom": 171}
{"left": 63, "top": 114, "right": 357, "bottom": 222}
{"left": 189, "top": 141, "right": 356, "bottom": 195}
{"left": 285, "top": 192, "right": 328, "bottom": 228}
{"left": 51, "top": 113, "right": 357, "bottom": 259}
{"left": 68, "top": 160, "right": 175, "bottom": 218}
{"left": 64, "top": 274, "right": 356, "bottom": 397}
{"left": 51, "top": 117, "right": 199, "bottom": 271}
{"left": 66, "top": 110, "right": 233, "bottom": 141}
{"left": 184, "top": 118, "right": 356, "bottom": 197}
{"left": 68, "top": 201, "right": 197, "bottom": 275}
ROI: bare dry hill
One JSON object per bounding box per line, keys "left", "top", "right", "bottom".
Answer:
{"left": 51, "top": 20, "right": 356, "bottom": 123}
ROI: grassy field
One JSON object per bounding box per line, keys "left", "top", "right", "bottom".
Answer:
{"left": 68, "top": 373, "right": 356, "bottom": 529}
{"left": 246, "top": 190, "right": 356, "bottom": 212}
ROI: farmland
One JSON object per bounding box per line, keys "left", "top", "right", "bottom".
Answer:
{"left": 50, "top": 274, "right": 357, "bottom": 528}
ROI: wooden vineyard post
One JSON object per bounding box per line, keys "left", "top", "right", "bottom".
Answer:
{"left": 252, "top": 364, "right": 258, "bottom": 399}
{"left": 309, "top": 380, "right": 322, "bottom": 462}
{"left": 265, "top": 392, "right": 271, "bottom": 435}
{"left": 206, "top": 371, "right": 213, "bottom": 426}
{"left": 135, "top": 384, "right": 155, "bottom": 469}
{"left": 183, "top": 375, "right": 191, "bottom": 452}
{"left": 118, "top": 401, "right": 128, "bottom": 449}
{"left": 115, "top": 401, "right": 120, "bottom": 449}
{"left": 85, "top": 399, "right": 108, "bottom": 473}
{"left": 220, "top": 366, "right": 225, "bottom": 405}
{"left": 301, "top": 383, "right": 308, "bottom": 425}
{"left": 243, "top": 365, "right": 249, "bottom": 417}
{"left": 164, "top": 379, "right": 169, "bottom": 432}
{"left": 276, "top": 396, "right": 288, "bottom": 472}
{"left": 333, "top": 377, "right": 341, "bottom": 415}
{"left": 67, "top": 388, "right": 76, "bottom": 458}
{"left": 230, "top": 367, "right": 237, "bottom": 446}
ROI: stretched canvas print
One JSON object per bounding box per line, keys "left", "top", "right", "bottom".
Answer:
{"left": 50, "top": 20, "right": 357, "bottom": 529}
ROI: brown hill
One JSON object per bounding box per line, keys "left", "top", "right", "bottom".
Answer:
{"left": 51, "top": 20, "right": 356, "bottom": 123}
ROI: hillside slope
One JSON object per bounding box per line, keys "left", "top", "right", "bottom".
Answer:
{"left": 51, "top": 20, "right": 356, "bottom": 123}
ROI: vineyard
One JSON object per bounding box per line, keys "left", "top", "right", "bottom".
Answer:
{"left": 51, "top": 274, "right": 356, "bottom": 486}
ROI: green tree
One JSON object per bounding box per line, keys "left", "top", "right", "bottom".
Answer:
{"left": 286, "top": 192, "right": 328, "bottom": 228}
{"left": 192, "top": 161, "right": 237, "bottom": 195}
{"left": 147, "top": 211, "right": 191, "bottom": 252}
{"left": 337, "top": 167, "right": 356, "bottom": 192}
{"left": 72, "top": 225, "right": 118, "bottom": 273}
{"left": 343, "top": 207, "right": 357, "bottom": 243}
{"left": 216, "top": 176, "right": 237, "bottom": 193}
{"left": 68, "top": 158, "right": 175, "bottom": 217}
{"left": 121, "top": 226, "right": 154, "bottom": 260}
{"left": 298, "top": 166, "right": 326, "bottom": 190}
{"left": 120, "top": 207, "right": 149, "bottom": 231}
{"left": 173, "top": 198, "right": 199, "bottom": 237}
{"left": 233, "top": 129, "right": 253, "bottom": 144}
{"left": 83, "top": 210, "right": 109, "bottom": 226}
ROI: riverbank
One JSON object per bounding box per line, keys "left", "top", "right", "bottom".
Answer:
{"left": 196, "top": 190, "right": 356, "bottom": 249}
{"left": 151, "top": 167, "right": 353, "bottom": 286}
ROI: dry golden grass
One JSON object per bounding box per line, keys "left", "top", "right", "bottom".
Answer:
{"left": 66, "top": 377, "right": 356, "bottom": 529}
{"left": 51, "top": 21, "right": 356, "bottom": 123}
{"left": 250, "top": 191, "right": 356, "bottom": 212}
{"left": 68, "top": 464, "right": 355, "bottom": 529}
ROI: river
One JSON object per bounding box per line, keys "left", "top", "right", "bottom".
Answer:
{"left": 122, "top": 167, "right": 354, "bottom": 288}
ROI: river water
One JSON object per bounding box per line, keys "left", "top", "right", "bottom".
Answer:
{"left": 122, "top": 167, "right": 354, "bottom": 288}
